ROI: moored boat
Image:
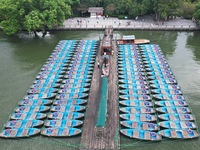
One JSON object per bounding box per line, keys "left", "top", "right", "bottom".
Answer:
{"left": 44, "top": 119, "right": 83, "bottom": 127}
{"left": 119, "top": 100, "right": 153, "bottom": 107}
{"left": 158, "top": 121, "right": 197, "bottom": 129}
{"left": 120, "top": 114, "right": 157, "bottom": 122}
{"left": 18, "top": 99, "right": 53, "bottom": 106}
{"left": 23, "top": 93, "right": 57, "bottom": 100}
{"left": 158, "top": 114, "right": 195, "bottom": 121}
{"left": 47, "top": 112, "right": 84, "bottom": 120}
{"left": 4, "top": 120, "right": 44, "bottom": 128}
{"left": 156, "top": 107, "right": 191, "bottom": 114}
{"left": 14, "top": 106, "right": 50, "bottom": 113}
{"left": 56, "top": 93, "right": 88, "bottom": 99}
{"left": 121, "top": 121, "right": 159, "bottom": 131}
{"left": 10, "top": 112, "right": 47, "bottom": 120}
{"left": 159, "top": 129, "right": 199, "bottom": 139}
{"left": 53, "top": 99, "right": 87, "bottom": 105}
{"left": 50, "top": 105, "right": 86, "bottom": 112}
{"left": 154, "top": 100, "right": 188, "bottom": 107}
{"left": 120, "top": 129, "right": 161, "bottom": 141}
{"left": 120, "top": 107, "right": 155, "bottom": 114}
{"left": 153, "top": 94, "right": 185, "bottom": 100}
{"left": 41, "top": 127, "right": 81, "bottom": 137}
{"left": 119, "top": 94, "right": 151, "bottom": 101}
{"left": 0, "top": 128, "right": 40, "bottom": 138}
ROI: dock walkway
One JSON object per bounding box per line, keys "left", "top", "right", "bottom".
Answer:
{"left": 80, "top": 28, "right": 119, "bottom": 149}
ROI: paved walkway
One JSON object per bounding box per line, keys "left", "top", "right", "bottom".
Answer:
{"left": 62, "top": 16, "right": 199, "bottom": 31}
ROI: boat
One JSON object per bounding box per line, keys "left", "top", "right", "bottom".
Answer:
{"left": 156, "top": 107, "right": 191, "bottom": 114}
{"left": 158, "top": 129, "right": 199, "bottom": 139}
{"left": 119, "top": 94, "right": 151, "bottom": 101}
{"left": 38, "top": 70, "right": 65, "bottom": 75}
{"left": 10, "top": 112, "right": 47, "bottom": 120}
{"left": 118, "top": 67, "right": 144, "bottom": 72}
{"left": 0, "top": 128, "right": 40, "bottom": 138}
{"left": 149, "top": 79, "right": 177, "bottom": 85}
{"left": 41, "top": 127, "right": 81, "bottom": 137}
{"left": 60, "top": 83, "right": 90, "bottom": 89}
{"left": 119, "top": 89, "right": 150, "bottom": 95}
{"left": 120, "top": 129, "right": 161, "bottom": 141}
{"left": 118, "top": 59, "right": 143, "bottom": 65}
{"left": 67, "top": 66, "right": 93, "bottom": 72}
{"left": 27, "top": 88, "right": 58, "bottom": 94}
{"left": 118, "top": 71, "right": 145, "bottom": 76}
{"left": 158, "top": 114, "right": 195, "bottom": 121}
{"left": 118, "top": 75, "right": 146, "bottom": 81}
{"left": 50, "top": 105, "right": 86, "bottom": 112}
{"left": 121, "top": 121, "right": 159, "bottom": 131}
{"left": 158, "top": 121, "right": 197, "bottom": 129}
{"left": 58, "top": 88, "right": 90, "bottom": 94}
{"left": 151, "top": 89, "right": 182, "bottom": 95}
{"left": 120, "top": 114, "right": 157, "bottom": 122}
{"left": 14, "top": 106, "right": 50, "bottom": 113}
{"left": 118, "top": 84, "right": 149, "bottom": 90}
{"left": 117, "top": 35, "right": 150, "bottom": 45}
{"left": 23, "top": 93, "right": 57, "bottom": 99}
{"left": 4, "top": 120, "right": 44, "bottom": 128}
{"left": 44, "top": 119, "right": 83, "bottom": 127}
{"left": 153, "top": 94, "right": 185, "bottom": 100}
{"left": 146, "top": 71, "right": 173, "bottom": 76}
{"left": 120, "top": 107, "right": 155, "bottom": 114}
{"left": 155, "top": 100, "right": 188, "bottom": 107}
{"left": 56, "top": 93, "right": 88, "bottom": 99}
{"left": 18, "top": 99, "right": 53, "bottom": 106}
{"left": 33, "top": 78, "right": 62, "bottom": 84}
{"left": 47, "top": 112, "right": 84, "bottom": 120}
{"left": 118, "top": 63, "right": 143, "bottom": 69}
{"left": 53, "top": 99, "right": 87, "bottom": 105}
{"left": 62, "top": 78, "right": 91, "bottom": 84}
{"left": 119, "top": 100, "right": 153, "bottom": 107}
{"left": 64, "top": 74, "right": 92, "bottom": 79}
{"left": 147, "top": 74, "right": 175, "bottom": 80}
{"left": 30, "top": 83, "right": 60, "bottom": 89}
{"left": 36, "top": 74, "right": 64, "bottom": 79}
{"left": 150, "top": 84, "right": 181, "bottom": 90}
{"left": 118, "top": 79, "right": 147, "bottom": 85}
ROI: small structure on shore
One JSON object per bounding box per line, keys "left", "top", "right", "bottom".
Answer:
{"left": 117, "top": 35, "right": 150, "bottom": 45}
{"left": 88, "top": 7, "right": 104, "bottom": 18}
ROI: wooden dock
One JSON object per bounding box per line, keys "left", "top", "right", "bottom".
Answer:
{"left": 80, "top": 28, "right": 119, "bottom": 149}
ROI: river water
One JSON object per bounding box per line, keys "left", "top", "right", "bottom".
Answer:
{"left": 0, "top": 30, "right": 200, "bottom": 150}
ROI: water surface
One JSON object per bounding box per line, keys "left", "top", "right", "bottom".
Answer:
{"left": 0, "top": 30, "right": 200, "bottom": 150}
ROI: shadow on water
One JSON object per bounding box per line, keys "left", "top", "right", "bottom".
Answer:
{"left": 186, "top": 32, "right": 200, "bottom": 63}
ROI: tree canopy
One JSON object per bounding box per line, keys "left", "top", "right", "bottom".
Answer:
{"left": 0, "top": 0, "right": 79, "bottom": 37}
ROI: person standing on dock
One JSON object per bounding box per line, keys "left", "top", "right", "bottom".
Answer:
{"left": 97, "top": 61, "right": 100, "bottom": 69}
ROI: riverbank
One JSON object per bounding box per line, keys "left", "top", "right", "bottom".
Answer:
{"left": 60, "top": 16, "right": 199, "bottom": 31}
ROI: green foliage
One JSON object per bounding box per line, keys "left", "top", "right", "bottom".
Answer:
{"left": 180, "top": 2, "right": 196, "bottom": 19}
{"left": 194, "top": 2, "right": 200, "bottom": 20}
{"left": 0, "top": 0, "right": 78, "bottom": 36}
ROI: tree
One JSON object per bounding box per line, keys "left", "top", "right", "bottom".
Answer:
{"left": 180, "top": 2, "right": 196, "bottom": 19}
{"left": 194, "top": 2, "right": 200, "bottom": 25}
{"left": 0, "top": 0, "right": 78, "bottom": 37}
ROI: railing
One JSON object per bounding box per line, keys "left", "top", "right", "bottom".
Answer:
{"left": 55, "top": 24, "right": 199, "bottom": 31}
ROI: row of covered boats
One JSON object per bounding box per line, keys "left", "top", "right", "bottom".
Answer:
{"left": 0, "top": 40, "right": 98, "bottom": 138}
{"left": 118, "top": 43, "right": 199, "bottom": 141}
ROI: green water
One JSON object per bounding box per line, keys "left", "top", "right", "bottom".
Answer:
{"left": 0, "top": 30, "right": 200, "bottom": 150}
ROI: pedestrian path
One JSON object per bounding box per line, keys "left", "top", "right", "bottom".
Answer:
{"left": 61, "top": 16, "right": 199, "bottom": 31}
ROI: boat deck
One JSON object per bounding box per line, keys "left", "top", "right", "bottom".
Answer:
{"left": 80, "top": 39, "right": 119, "bottom": 149}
